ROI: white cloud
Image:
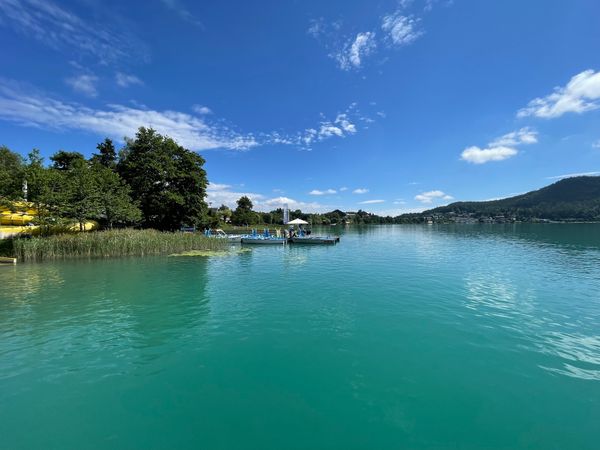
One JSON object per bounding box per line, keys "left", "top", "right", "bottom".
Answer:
{"left": 415, "top": 190, "right": 453, "bottom": 204}
{"left": 359, "top": 199, "right": 385, "bottom": 204}
{"left": 65, "top": 74, "right": 98, "bottom": 97}
{"left": 0, "top": 0, "right": 148, "bottom": 64}
{"left": 335, "top": 32, "right": 377, "bottom": 70}
{"left": 192, "top": 104, "right": 212, "bottom": 115}
{"left": 339, "top": 186, "right": 348, "bottom": 191}
{"left": 309, "top": 189, "right": 337, "bottom": 196}
{"left": 381, "top": 13, "right": 422, "bottom": 46}
{"left": 461, "top": 127, "right": 538, "bottom": 164}
{"left": 207, "top": 183, "right": 232, "bottom": 191}
{"left": 289, "top": 108, "right": 361, "bottom": 148}
{"left": 0, "top": 79, "right": 257, "bottom": 151}
{"left": 518, "top": 70, "right": 600, "bottom": 119}
{"left": 318, "top": 124, "right": 343, "bottom": 138}
{"left": 353, "top": 188, "right": 369, "bottom": 194}
{"left": 0, "top": 79, "right": 366, "bottom": 152}
{"left": 335, "top": 114, "right": 357, "bottom": 133}
{"left": 546, "top": 171, "right": 600, "bottom": 180}
{"left": 592, "top": 140, "right": 600, "bottom": 149}
{"left": 489, "top": 127, "right": 538, "bottom": 147}
{"left": 207, "top": 183, "right": 326, "bottom": 213}
{"left": 115, "top": 72, "right": 143, "bottom": 88}
{"left": 460, "top": 146, "right": 518, "bottom": 164}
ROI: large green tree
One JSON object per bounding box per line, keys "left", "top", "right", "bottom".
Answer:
{"left": 23, "top": 150, "right": 66, "bottom": 234}
{"left": 61, "top": 158, "right": 101, "bottom": 231}
{"left": 232, "top": 196, "right": 260, "bottom": 225}
{"left": 93, "top": 164, "right": 141, "bottom": 228}
{"left": 0, "top": 146, "right": 24, "bottom": 200}
{"left": 118, "top": 127, "right": 208, "bottom": 230}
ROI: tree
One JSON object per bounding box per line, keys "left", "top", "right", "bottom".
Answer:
{"left": 23, "top": 150, "right": 66, "bottom": 234}
{"left": 50, "top": 150, "right": 85, "bottom": 171}
{"left": 0, "top": 146, "right": 24, "bottom": 200}
{"left": 217, "top": 204, "right": 232, "bottom": 223}
{"left": 236, "top": 196, "right": 253, "bottom": 211}
{"left": 118, "top": 127, "right": 208, "bottom": 230}
{"left": 91, "top": 138, "right": 117, "bottom": 169}
{"left": 61, "top": 158, "right": 101, "bottom": 231}
{"left": 93, "top": 164, "right": 141, "bottom": 228}
{"left": 232, "top": 196, "right": 259, "bottom": 225}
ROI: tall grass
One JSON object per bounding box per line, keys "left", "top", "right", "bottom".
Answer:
{"left": 12, "top": 229, "right": 229, "bottom": 261}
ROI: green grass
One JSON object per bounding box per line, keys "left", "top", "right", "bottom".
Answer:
{"left": 11, "top": 229, "right": 230, "bottom": 261}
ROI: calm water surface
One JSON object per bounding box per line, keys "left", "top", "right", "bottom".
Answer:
{"left": 1, "top": 224, "right": 600, "bottom": 449}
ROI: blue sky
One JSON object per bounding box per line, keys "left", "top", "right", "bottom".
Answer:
{"left": 1, "top": 0, "right": 599, "bottom": 214}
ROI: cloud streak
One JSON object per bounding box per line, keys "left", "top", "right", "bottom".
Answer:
{"left": 309, "top": 2, "right": 429, "bottom": 71}
{"left": 546, "top": 171, "right": 600, "bottom": 180}
{"left": 381, "top": 13, "right": 422, "bottom": 46}
{"left": 116, "top": 73, "right": 143, "bottom": 88}
{"left": 461, "top": 127, "right": 537, "bottom": 164}
{"left": 65, "top": 74, "right": 98, "bottom": 97}
{"left": 159, "top": 0, "right": 204, "bottom": 28}
{"left": 0, "top": 79, "right": 368, "bottom": 152}
{"left": 334, "top": 32, "right": 377, "bottom": 71}
{"left": 0, "top": 79, "right": 257, "bottom": 151}
{"left": 518, "top": 70, "right": 600, "bottom": 119}
{"left": 0, "top": 0, "right": 149, "bottom": 64}
{"left": 309, "top": 189, "right": 337, "bottom": 196}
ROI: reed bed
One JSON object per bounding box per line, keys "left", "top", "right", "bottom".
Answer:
{"left": 12, "top": 229, "right": 229, "bottom": 261}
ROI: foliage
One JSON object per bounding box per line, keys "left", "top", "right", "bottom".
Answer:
{"left": 118, "top": 127, "right": 208, "bottom": 230}
{"left": 11, "top": 228, "right": 228, "bottom": 261}
{"left": 50, "top": 150, "right": 86, "bottom": 170}
{"left": 91, "top": 138, "right": 117, "bottom": 169}
{"left": 0, "top": 146, "right": 24, "bottom": 200}
{"left": 232, "top": 195, "right": 261, "bottom": 225}
{"left": 93, "top": 164, "right": 141, "bottom": 228}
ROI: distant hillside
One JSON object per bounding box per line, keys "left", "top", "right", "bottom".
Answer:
{"left": 426, "top": 176, "right": 600, "bottom": 221}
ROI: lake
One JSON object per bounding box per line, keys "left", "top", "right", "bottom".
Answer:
{"left": 1, "top": 224, "right": 599, "bottom": 449}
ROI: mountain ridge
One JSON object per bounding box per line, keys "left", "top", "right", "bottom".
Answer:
{"left": 423, "top": 176, "right": 600, "bottom": 221}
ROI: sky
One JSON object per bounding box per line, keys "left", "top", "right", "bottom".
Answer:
{"left": 1, "top": 0, "right": 600, "bottom": 214}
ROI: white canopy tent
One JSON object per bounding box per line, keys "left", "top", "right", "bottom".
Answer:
{"left": 286, "top": 218, "right": 309, "bottom": 225}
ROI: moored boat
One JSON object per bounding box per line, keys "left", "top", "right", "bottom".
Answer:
{"left": 241, "top": 236, "right": 287, "bottom": 245}
{"left": 290, "top": 236, "right": 339, "bottom": 245}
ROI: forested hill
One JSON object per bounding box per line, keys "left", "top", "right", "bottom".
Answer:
{"left": 426, "top": 176, "right": 600, "bottom": 221}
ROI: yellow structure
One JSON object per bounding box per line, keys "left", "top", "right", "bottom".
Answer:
{"left": 0, "top": 201, "right": 36, "bottom": 226}
{"left": 0, "top": 201, "right": 98, "bottom": 238}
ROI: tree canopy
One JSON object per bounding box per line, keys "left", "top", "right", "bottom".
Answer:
{"left": 118, "top": 127, "right": 208, "bottom": 230}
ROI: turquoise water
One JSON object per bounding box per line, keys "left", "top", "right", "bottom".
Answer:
{"left": 1, "top": 224, "right": 600, "bottom": 449}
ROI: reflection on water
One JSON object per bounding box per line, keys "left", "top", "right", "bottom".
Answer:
{"left": 444, "top": 224, "right": 600, "bottom": 382}
{"left": 1, "top": 224, "right": 600, "bottom": 449}
{"left": 0, "top": 257, "right": 212, "bottom": 383}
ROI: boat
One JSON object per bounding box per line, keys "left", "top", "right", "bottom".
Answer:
{"left": 241, "top": 229, "right": 286, "bottom": 245}
{"left": 290, "top": 236, "right": 339, "bottom": 245}
{"left": 213, "top": 229, "right": 243, "bottom": 243}
{"left": 241, "top": 236, "right": 286, "bottom": 245}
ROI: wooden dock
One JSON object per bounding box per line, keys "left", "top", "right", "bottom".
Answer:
{"left": 0, "top": 257, "right": 17, "bottom": 265}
